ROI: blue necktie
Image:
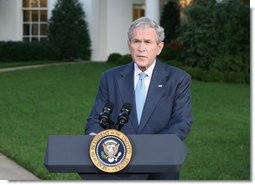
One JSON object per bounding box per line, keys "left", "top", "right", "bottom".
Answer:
{"left": 135, "top": 72, "right": 147, "bottom": 125}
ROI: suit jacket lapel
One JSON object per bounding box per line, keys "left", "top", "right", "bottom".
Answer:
{"left": 117, "top": 62, "right": 139, "bottom": 132}
{"left": 138, "top": 60, "right": 168, "bottom": 133}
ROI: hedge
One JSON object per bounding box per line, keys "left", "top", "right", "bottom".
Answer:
{"left": 0, "top": 41, "right": 62, "bottom": 62}
{"left": 164, "top": 60, "right": 249, "bottom": 84}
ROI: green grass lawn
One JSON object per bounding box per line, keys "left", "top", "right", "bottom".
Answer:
{"left": 0, "top": 62, "right": 250, "bottom": 180}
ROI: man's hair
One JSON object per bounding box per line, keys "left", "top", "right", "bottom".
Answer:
{"left": 127, "top": 17, "right": 165, "bottom": 44}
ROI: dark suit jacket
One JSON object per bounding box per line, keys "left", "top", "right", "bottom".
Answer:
{"left": 85, "top": 59, "right": 193, "bottom": 141}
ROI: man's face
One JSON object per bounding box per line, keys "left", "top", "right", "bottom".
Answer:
{"left": 128, "top": 27, "right": 164, "bottom": 71}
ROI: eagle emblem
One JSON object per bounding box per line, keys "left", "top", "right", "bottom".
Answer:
{"left": 101, "top": 140, "right": 121, "bottom": 163}
{"left": 89, "top": 129, "right": 132, "bottom": 173}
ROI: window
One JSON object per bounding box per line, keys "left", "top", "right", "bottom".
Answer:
{"left": 133, "top": 4, "right": 145, "bottom": 21}
{"left": 179, "top": 0, "right": 192, "bottom": 8}
{"left": 22, "top": 0, "right": 48, "bottom": 41}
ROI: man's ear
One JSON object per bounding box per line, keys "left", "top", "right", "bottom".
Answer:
{"left": 127, "top": 40, "right": 131, "bottom": 52}
{"left": 157, "top": 42, "right": 164, "bottom": 55}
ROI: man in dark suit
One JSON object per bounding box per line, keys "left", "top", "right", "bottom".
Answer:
{"left": 85, "top": 17, "right": 194, "bottom": 180}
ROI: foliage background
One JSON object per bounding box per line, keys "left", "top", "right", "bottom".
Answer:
{"left": 178, "top": 0, "right": 249, "bottom": 74}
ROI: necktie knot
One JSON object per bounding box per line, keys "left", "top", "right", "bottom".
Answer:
{"left": 139, "top": 72, "right": 147, "bottom": 80}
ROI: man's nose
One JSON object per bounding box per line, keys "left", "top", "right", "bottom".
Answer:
{"left": 138, "top": 42, "right": 146, "bottom": 52}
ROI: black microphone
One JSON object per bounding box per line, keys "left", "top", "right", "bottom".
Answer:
{"left": 115, "top": 103, "right": 132, "bottom": 131}
{"left": 99, "top": 102, "right": 114, "bottom": 130}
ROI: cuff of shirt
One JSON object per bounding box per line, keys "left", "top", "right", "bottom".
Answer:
{"left": 89, "top": 132, "right": 97, "bottom": 135}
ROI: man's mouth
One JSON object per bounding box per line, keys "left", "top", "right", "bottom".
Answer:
{"left": 137, "top": 55, "right": 147, "bottom": 58}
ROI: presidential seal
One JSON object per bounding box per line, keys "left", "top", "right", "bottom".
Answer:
{"left": 89, "top": 129, "right": 132, "bottom": 173}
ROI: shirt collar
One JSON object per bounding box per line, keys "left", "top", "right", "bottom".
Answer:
{"left": 134, "top": 60, "right": 156, "bottom": 78}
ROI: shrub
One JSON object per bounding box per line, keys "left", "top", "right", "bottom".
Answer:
{"left": 48, "top": 0, "right": 91, "bottom": 60}
{"left": 160, "top": 1, "right": 180, "bottom": 42}
{"left": 224, "top": 72, "right": 247, "bottom": 84}
{"left": 165, "top": 60, "right": 248, "bottom": 84}
{"left": 107, "top": 53, "right": 122, "bottom": 63}
{"left": 159, "top": 40, "right": 182, "bottom": 61}
{"left": 203, "top": 68, "right": 225, "bottom": 82}
{"left": 0, "top": 41, "right": 61, "bottom": 62}
{"left": 178, "top": 0, "right": 249, "bottom": 75}
{"left": 116, "top": 54, "right": 132, "bottom": 65}
{"left": 166, "top": 60, "right": 183, "bottom": 67}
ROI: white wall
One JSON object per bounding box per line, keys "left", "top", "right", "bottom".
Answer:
{"left": 0, "top": 0, "right": 22, "bottom": 41}
{"left": 106, "top": 0, "right": 132, "bottom": 58}
{"left": 48, "top": 0, "right": 57, "bottom": 18}
{"left": 87, "top": 0, "right": 134, "bottom": 61}
{"left": 86, "top": 0, "right": 108, "bottom": 61}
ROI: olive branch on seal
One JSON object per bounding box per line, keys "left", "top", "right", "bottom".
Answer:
{"left": 101, "top": 151, "right": 107, "bottom": 159}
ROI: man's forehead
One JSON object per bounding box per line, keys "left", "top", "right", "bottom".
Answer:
{"left": 131, "top": 28, "right": 157, "bottom": 39}
{"left": 132, "top": 27, "right": 156, "bottom": 34}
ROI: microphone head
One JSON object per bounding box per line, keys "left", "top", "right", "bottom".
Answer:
{"left": 115, "top": 103, "right": 132, "bottom": 131}
{"left": 104, "top": 102, "right": 114, "bottom": 113}
{"left": 106, "top": 102, "right": 114, "bottom": 109}
{"left": 99, "top": 102, "right": 114, "bottom": 130}
{"left": 122, "top": 103, "right": 132, "bottom": 114}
